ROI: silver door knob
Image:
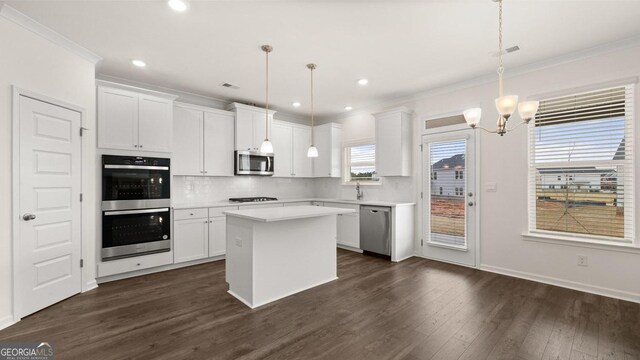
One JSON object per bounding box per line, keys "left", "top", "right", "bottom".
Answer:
{"left": 468, "top": 202, "right": 474, "bottom": 206}
{"left": 23, "top": 213, "right": 36, "bottom": 221}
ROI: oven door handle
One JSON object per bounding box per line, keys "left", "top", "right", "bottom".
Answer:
{"left": 104, "top": 208, "right": 169, "bottom": 216}
{"left": 104, "top": 165, "right": 169, "bottom": 170}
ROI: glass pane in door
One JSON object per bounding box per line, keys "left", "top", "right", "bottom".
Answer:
{"left": 429, "top": 140, "right": 466, "bottom": 247}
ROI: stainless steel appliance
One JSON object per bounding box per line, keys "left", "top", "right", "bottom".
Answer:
{"left": 234, "top": 151, "right": 274, "bottom": 176}
{"left": 102, "top": 207, "right": 171, "bottom": 260}
{"left": 101, "top": 155, "right": 172, "bottom": 261}
{"left": 102, "top": 155, "right": 171, "bottom": 211}
{"left": 229, "top": 197, "right": 278, "bottom": 203}
{"left": 360, "top": 206, "right": 391, "bottom": 257}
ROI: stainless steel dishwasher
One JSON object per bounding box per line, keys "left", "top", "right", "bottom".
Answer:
{"left": 360, "top": 205, "right": 391, "bottom": 256}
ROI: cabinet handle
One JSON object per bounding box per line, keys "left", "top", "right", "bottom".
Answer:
{"left": 204, "top": 171, "right": 208, "bottom": 174}
{"left": 209, "top": 220, "right": 213, "bottom": 223}
{"left": 139, "top": 145, "right": 143, "bottom": 148}
{"left": 134, "top": 144, "right": 138, "bottom": 148}
{"left": 190, "top": 213, "right": 194, "bottom": 216}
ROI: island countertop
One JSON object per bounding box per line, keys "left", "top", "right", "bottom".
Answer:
{"left": 223, "top": 205, "right": 355, "bottom": 222}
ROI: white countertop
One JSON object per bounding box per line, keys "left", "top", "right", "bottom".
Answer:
{"left": 223, "top": 205, "right": 355, "bottom": 222}
{"left": 173, "top": 198, "right": 415, "bottom": 209}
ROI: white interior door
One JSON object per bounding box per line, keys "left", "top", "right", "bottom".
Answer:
{"left": 17, "top": 95, "right": 82, "bottom": 317}
{"left": 422, "top": 128, "right": 477, "bottom": 267}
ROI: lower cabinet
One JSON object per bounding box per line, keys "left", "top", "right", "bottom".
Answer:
{"left": 324, "top": 202, "right": 360, "bottom": 248}
{"left": 337, "top": 213, "right": 360, "bottom": 248}
{"left": 208, "top": 216, "right": 226, "bottom": 257}
{"left": 174, "top": 217, "right": 209, "bottom": 263}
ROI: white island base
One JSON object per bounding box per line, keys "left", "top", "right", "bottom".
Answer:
{"left": 224, "top": 206, "right": 354, "bottom": 308}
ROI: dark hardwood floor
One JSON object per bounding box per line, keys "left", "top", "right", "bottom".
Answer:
{"left": 1, "top": 250, "right": 639, "bottom": 360}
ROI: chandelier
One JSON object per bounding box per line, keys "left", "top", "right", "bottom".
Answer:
{"left": 463, "top": 0, "right": 539, "bottom": 136}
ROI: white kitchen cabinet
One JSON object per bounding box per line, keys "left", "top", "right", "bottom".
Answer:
{"left": 374, "top": 107, "right": 413, "bottom": 176}
{"left": 204, "top": 110, "right": 235, "bottom": 176}
{"left": 226, "top": 103, "right": 275, "bottom": 151}
{"left": 97, "top": 82, "right": 176, "bottom": 153}
{"left": 324, "top": 202, "right": 360, "bottom": 248}
{"left": 173, "top": 106, "right": 203, "bottom": 176}
{"left": 138, "top": 95, "right": 173, "bottom": 152}
{"left": 292, "top": 126, "right": 313, "bottom": 177}
{"left": 174, "top": 217, "right": 209, "bottom": 263}
{"left": 313, "top": 123, "right": 342, "bottom": 178}
{"left": 208, "top": 217, "right": 226, "bottom": 257}
{"left": 173, "top": 103, "right": 235, "bottom": 176}
{"left": 272, "top": 121, "right": 313, "bottom": 177}
{"left": 97, "top": 86, "right": 138, "bottom": 150}
{"left": 272, "top": 122, "right": 293, "bottom": 177}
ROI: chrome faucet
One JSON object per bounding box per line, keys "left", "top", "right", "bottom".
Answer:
{"left": 356, "top": 181, "right": 363, "bottom": 201}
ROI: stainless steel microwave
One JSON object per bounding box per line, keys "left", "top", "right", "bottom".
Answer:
{"left": 235, "top": 150, "right": 274, "bottom": 176}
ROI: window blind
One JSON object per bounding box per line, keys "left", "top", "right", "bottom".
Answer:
{"left": 529, "top": 85, "right": 634, "bottom": 242}
{"left": 347, "top": 144, "right": 378, "bottom": 181}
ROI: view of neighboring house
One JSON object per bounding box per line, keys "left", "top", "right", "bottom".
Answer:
{"left": 431, "top": 153, "right": 465, "bottom": 197}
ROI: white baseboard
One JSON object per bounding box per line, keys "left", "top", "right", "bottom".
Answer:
{"left": 0, "top": 314, "right": 17, "bottom": 331}
{"left": 480, "top": 264, "right": 640, "bottom": 304}
{"left": 83, "top": 279, "right": 98, "bottom": 292}
{"left": 337, "top": 244, "right": 363, "bottom": 253}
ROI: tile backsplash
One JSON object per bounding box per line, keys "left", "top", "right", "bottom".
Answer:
{"left": 172, "top": 176, "right": 316, "bottom": 203}
{"left": 173, "top": 175, "right": 416, "bottom": 204}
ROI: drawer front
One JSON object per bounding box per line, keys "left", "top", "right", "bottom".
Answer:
{"left": 209, "top": 206, "right": 239, "bottom": 217}
{"left": 98, "top": 251, "right": 173, "bottom": 278}
{"left": 283, "top": 201, "right": 313, "bottom": 207}
{"left": 241, "top": 203, "right": 284, "bottom": 209}
{"left": 324, "top": 202, "right": 360, "bottom": 213}
{"left": 174, "top": 208, "right": 208, "bottom": 220}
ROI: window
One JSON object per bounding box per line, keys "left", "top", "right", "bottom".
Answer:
{"left": 530, "top": 85, "right": 633, "bottom": 242}
{"left": 433, "top": 171, "right": 438, "bottom": 180}
{"left": 344, "top": 143, "right": 379, "bottom": 183}
{"left": 459, "top": 170, "right": 464, "bottom": 180}
{"left": 439, "top": 187, "right": 443, "bottom": 195}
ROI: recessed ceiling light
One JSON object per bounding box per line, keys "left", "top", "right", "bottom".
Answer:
{"left": 344, "top": 106, "right": 353, "bottom": 111}
{"left": 168, "top": 0, "right": 188, "bottom": 12}
{"left": 131, "top": 59, "right": 146, "bottom": 68}
{"left": 292, "top": 102, "right": 301, "bottom": 108}
{"left": 357, "top": 79, "right": 369, "bottom": 86}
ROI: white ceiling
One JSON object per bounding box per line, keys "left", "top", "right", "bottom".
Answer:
{"left": 8, "top": 1, "right": 640, "bottom": 117}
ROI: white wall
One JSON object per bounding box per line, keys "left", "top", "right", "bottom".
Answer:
{"left": 325, "top": 43, "right": 640, "bottom": 301}
{"left": 0, "top": 11, "right": 97, "bottom": 327}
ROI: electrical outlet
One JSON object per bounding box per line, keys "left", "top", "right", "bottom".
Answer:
{"left": 235, "top": 238, "right": 242, "bottom": 247}
{"left": 577, "top": 255, "right": 588, "bottom": 267}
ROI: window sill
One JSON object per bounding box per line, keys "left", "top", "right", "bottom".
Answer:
{"left": 522, "top": 232, "right": 640, "bottom": 254}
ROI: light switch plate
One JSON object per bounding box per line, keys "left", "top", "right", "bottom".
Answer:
{"left": 485, "top": 182, "right": 498, "bottom": 192}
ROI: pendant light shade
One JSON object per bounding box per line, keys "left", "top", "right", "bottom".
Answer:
{"left": 260, "top": 45, "right": 274, "bottom": 153}
{"left": 463, "top": 108, "right": 482, "bottom": 127}
{"left": 260, "top": 140, "right": 273, "bottom": 154}
{"left": 517, "top": 100, "right": 540, "bottom": 123}
{"left": 494, "top": 95, "right": 518, "bottom": 117}
{"left": 307, "top": 145, "right": 319, "bottom": 158}
{"left": 307, "top": 63, "right": 319, "bottom": 158}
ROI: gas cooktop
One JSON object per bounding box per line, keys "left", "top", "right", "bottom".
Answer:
{"left": 229, "top": 197, "right": 278, "bottom": 203}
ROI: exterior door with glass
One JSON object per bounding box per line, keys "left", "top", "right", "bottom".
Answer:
{"left": 422, "top": 128, "right": 477, "bottom": 267}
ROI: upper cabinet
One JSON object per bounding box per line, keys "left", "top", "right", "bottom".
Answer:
{"left": 313, "top": 123, "right": 342, "bottom": 178}
{"left": 272, "top": 121, "right": 313, "bottom": 178}
{"left": 98, "top": 81, "right": 177, "bottom": 153}
{"left": 374, "top": 107, "right": 413, "bottom": 177}
{"left": 226, "top": 102, "right": 275, "bottom": 151}
{"left": 173, "top": 103, "right": 235, "bottom": 177}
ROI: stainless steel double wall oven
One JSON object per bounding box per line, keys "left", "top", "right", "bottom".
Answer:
{"left": 101, "top": 155, "right": 171, "bottom": 261}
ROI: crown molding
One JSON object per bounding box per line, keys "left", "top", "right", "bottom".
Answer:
{"left": 96, "top": 79, "right": 179, "bottom": 101}
{"left": 0, "top": 4, "right": 102, "bottom": 64}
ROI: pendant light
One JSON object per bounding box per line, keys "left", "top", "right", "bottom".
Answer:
{"left": 307, "top": 63, "right": 319, "bottom": 158}
{"left": 463, "top": 0, "right": 539, "bottom": 136}
{"left": 259, "top": 45, "right": 274, "bottom": 154}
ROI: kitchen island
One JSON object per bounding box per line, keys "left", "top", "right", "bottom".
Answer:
{"left": 224, "top": 205, "right": 355, "bottom": 308}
